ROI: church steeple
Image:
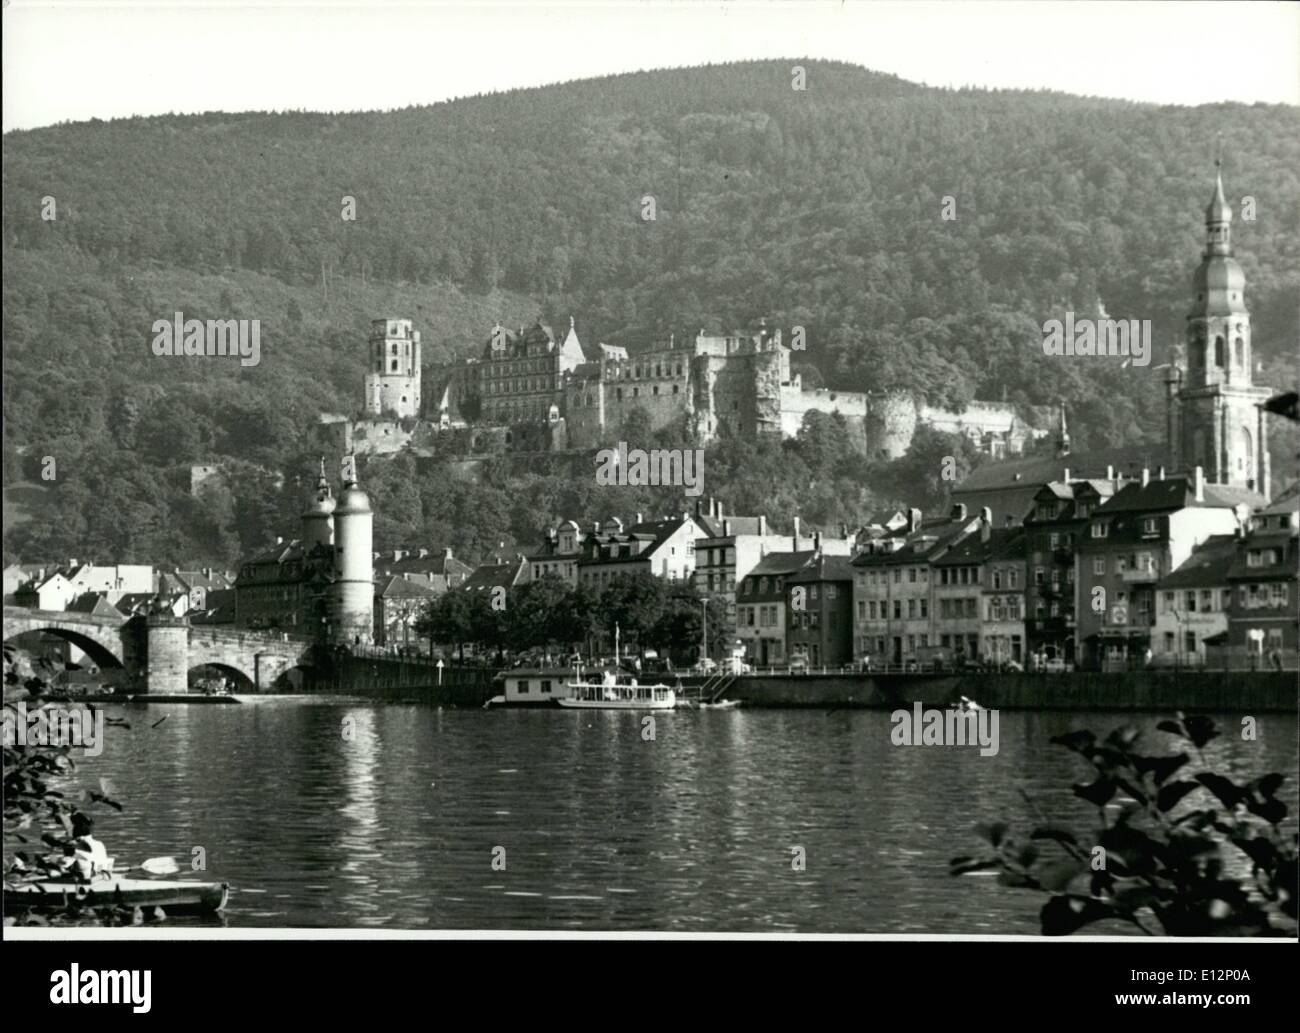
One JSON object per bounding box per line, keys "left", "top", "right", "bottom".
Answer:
{"left": 1204, "top": 158, "right": 1232, "bottom": 257}
{"left": 1169, "top": 159, "right": 1273, "bottom": 499}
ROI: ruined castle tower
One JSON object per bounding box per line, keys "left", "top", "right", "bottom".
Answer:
{"left": 1169, "top": 162, "right": 1272, "bottom": 497}
{"left": 363, "top": 318, "right": 421, "bottom": 419}
{"left": 332, "top": 459, "right": 374, "bottom": 645}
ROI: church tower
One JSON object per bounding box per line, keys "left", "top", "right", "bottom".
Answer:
{"left": 363, "top": 318, "right": 422, "bottom": 419}
{"left": 1170, "top": 162, "right": 1272, "bottom": 498}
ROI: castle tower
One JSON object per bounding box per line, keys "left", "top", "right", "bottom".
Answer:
{"left": 363, "top": 318, "right": 421, "bottom": 419}
{"left": 300, "top": 457, "right": 336, "bottom": 549}
{"left": 332, "top": 456, "right": 374, "bottom": 646}
{"left": 1171, "top": 162, "right": 1272, "bottom": 496}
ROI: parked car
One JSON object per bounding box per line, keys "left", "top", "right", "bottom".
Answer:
{"left": 788, "top": 655, "right": 809, "bottom": 673}
{"left": 1044, "top": 657, "right": 1073, "bottom": 673}
{"left": 692, "top": 658, "right": 718, "bottom": 675}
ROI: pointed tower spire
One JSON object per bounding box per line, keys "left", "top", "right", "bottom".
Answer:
{"left": 1204, "top": 156, "right": 1232, "bottom": 256}
{"left": 1056, "top": 400, "right": 1071, "bottom": 457}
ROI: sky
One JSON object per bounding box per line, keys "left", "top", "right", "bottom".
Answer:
{"left": 3, "top": 0, "right": 1298, "bottom": 133}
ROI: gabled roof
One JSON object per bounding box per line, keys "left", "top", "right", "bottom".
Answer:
{"left": 67, "top": 593, "right": 123, "bottom": 618}
{"left": 375, "top": 576, "right": 439, "bottom": 600}
{"left": 1159, "top": 535, "right": 1239, "bottom": 589}
{"left": 377, "top": 553, "right": 474, "bottom": 579}
{"left": 787, "top": 554, "right": 855, "bottom": 583}
{"left": 463, "top": 558, "right": 528, "bottom": 592}
{"left": 1102, "top": 477, "right": 1262, "bottom": 514}
{"left": 953, "top": 446, "right": 1159, "bottom": 495}
{"left": 744, "top": 551, "right": 817, "bottom": 579}
{"left": 934, "top": 527, "right": 1025, "bottom": 566}
{"left": 851, "top": 515, "right": 976, "bottom": 567}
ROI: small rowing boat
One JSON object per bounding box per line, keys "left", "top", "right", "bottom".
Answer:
{"left": 4, "top": 878, "right": 229, "bottom": 915}
{"left": 698, "top": 699, "right": 741, "bottom": 710}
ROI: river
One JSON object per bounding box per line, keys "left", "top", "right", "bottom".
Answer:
{"left": 27, "top": 700, "right": 1298, "bottom": 933}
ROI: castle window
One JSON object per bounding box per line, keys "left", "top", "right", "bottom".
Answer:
{"left": 1214, "top": 336, "right": 1225, "bottom": 367}
{"left": 673, "top": 385, "right": 679, "bottom": 395}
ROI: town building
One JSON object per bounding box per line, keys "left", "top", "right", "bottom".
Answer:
{"left": 576, "top": 514, "right": 703, "bottom": 591}
{"left": 931, "top": 520, "right": 1022, "bottom": 662}
{"left": 374, "top": 547, "right": 472, "bottom": 591}
{"left": 373, "top": 575, "right": 438, "bottom": 649}
{"left": 785, "top": 554, "right": 856, "bottom": 668}
{"left": 1226, "top": 493, "right": 1298, "bottom": 670}
{"left": 1153, "top": 534, "right": 1238, "bottom": 667}
{"left": 527, "top": 521, "right": 587, "bottom": 585}
{"left": 1021, "top": 478, "right": 1121, "bottom": 663}
{"left": 851, "top": 505, "right": 983, "bottom": 665}
{"left": 1074, "top": 467, "right": 1254, "bottom": 670}
{"left": 736, "top": 551, "right": 817, "bottom": 666}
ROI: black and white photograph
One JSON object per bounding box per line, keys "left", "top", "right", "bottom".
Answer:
{"left": 2, "top": 0, "right": 1297, "bottom": 1014}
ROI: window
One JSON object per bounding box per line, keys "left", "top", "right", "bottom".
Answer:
{"left": 1185, "top": 591, "right": 1197, "bottom": 613}
{"left": 540, "top": 680, "right": 552, "bottom": 694}
{"left": 1142, "top": 518, "right": 1159, "bottom": 536}
{"left": 1092, "top": 522, "right": 1108, "bottom": 538}
{"left": 827, "top": 584, "right": 838, "bottom": 600}
{"left": 1035, "top": 568, "right": 1045, "bottom": 586}
{"left": 920, "top": 598, "right": 928, "bottom": 618}
{"left": 992, "top": 571, "right": 1002, "bottom": 590}
{"left": 908, "top": 568, "right": 917, "bottom": 583}
{"left": 1049, "top": 533, "right": 1059, "bottom": 550}
{"left": 518, "top": 680, "right": 530, "bottom": 694}
{"left": 907, "top": 599, "right": 916, "bottom": 619}
{"left": 1093, "top": 558, "right": 1105, "bottom": 576}
{"left": 1009, "top": 570, "right": 1018, "bottom": 589}
{"left": 893, "top": 569, "right": 902, "bottom": 584}
{"left": 893, "top": 600, "right": 902, "bottom": 620}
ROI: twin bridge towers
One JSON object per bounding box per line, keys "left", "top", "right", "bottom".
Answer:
{"left": 1, "top": 459, "right": 374, "bottom": 695}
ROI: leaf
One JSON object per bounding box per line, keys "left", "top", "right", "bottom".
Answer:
{"left": 1196, "top": 772, "right": 1244, "bottom": 809}
{"left": 1253, "top": 773, "right": 1285, "bottom": 799}
{"left": 1156, "top": 780, "right": 1199, "bottom": 813}
{"left": 998, "top": 870, "right": 1038, "bottom": 888}
{"left": 1182, "top": 715, "right": 1219, "bottom": 749}
{"left": 1073, "top": 776, "right": 1116, "bottom": 806}
{"left": 1156, "top": 719, "right": 1185, "bottom": 737}
{"left": 974, "top": 822, "right": 1009, "bottom": 848}
{"left": 1036, "top": 857, "right": 1086, "bottom": 892}
{"left": 1040, "top": 895, "right": 1120, "bottom": 936}
{"left": 1132, "top": 752, "right": 1189, "bottom": 786}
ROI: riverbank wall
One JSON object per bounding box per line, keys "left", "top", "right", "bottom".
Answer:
{"left": 727, "top": 670, "right": 1296, "bottom": 712}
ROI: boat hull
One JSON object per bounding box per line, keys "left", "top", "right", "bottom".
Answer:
{"left": 5, "top": 878, "right": 229, "bottom": 915}
{"left": 555, "top": 696, "right": 677, "bottom": 710}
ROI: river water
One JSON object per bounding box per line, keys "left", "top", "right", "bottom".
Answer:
{"left": 28, "top": 700, "right": 1297, "bottom": 933}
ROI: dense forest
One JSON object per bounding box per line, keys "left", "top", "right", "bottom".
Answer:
{"left": 3, "top": 60, "right": 1297, "bottom": 568}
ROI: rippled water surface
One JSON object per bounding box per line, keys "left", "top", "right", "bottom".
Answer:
{"left": 27, "top": 700, "right": 1297, "bottom": 932}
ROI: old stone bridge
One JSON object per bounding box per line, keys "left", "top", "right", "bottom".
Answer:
{"left": 3, "top": 606, "right": 317, "bottom": 693}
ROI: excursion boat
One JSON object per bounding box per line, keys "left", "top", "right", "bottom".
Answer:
{"left": 555, "top": 671, "right": 677, "bottom": 710}
{"left": 5, "top": 877, "right": 230, "bottom": 915}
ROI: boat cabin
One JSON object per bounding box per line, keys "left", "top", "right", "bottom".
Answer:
{"left": 497, "top": 668, "right": 572, "bottom": 706}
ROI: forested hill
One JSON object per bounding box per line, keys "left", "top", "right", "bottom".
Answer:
{"left": 3, "top": 60, "right": 1298, "bottom": 567}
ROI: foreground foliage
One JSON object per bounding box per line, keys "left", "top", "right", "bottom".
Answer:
{"left": 951, "top": 714, "right": 1298, "bottom": 936}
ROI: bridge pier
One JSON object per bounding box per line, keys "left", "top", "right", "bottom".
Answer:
{"left": 145, "top": 615, "right": 191, "bottom": 695}
{"left": 254, "top": 653, "right": 295, "bottom": 692}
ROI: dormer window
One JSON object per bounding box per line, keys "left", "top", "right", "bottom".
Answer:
{"left": 1142, "top": 518, "right": 1159, "bottom": 536}
{"left": 1091, "top": 522, "right": 1108, "bottom": 539}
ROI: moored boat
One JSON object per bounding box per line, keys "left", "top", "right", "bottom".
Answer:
{"left": 4, "top": 877, "right": 229, "bottom": 915}
{"left": 556, "top": 671, "right": 677, "bottom": 710}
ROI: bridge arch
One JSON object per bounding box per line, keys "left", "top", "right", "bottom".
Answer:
{"left": 188, "top": 662, "right": 256, "bottom": 693}
{"left": 4, "top": 627, "right": 125, "bottom": 671}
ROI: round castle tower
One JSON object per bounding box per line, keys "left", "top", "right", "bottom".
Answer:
{"left": 332, "top": 466, "right": 374, "bottom": 646}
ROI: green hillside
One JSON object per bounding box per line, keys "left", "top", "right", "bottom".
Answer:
{"left": 3, "top": 59, "right": 1297, "bottom": 567}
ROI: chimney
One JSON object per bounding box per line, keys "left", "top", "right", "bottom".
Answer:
{"left": 635, "top": 512, "right": 643, "bottom": 525}
{"left": 203, "top": 567, "right": 212, "bottom": 579}
{"left": 723, "top": 519, "right": 732, "bottom": 536}
{"left": 758, "top": 515, "right": 767, "bottom": 535}
{"left": 443, "top": 547, "right": 453, "bottom": 559}
{"left": 793, "top": 516, "right": 801, "bottom": 549}
{"left": 1157, "top": 465, "right": 1166, "bottom": 481}
{"left": 1194, "top": 465, "right": 1205, "bottom": 502}
{"left": 275, "top": 538, "right": 283, "bottom": 546}
{"left": 951, "top": 502, "right": 967, "bottom": 521}
{"left": 980, "top": 508, "right": 992, "bottom": 542}
{"left": 695, "top": 499, "right": 704, "bottom": 516}
{"left": 419, "top": 548, "right": 430, "bottom": 558}
{"left": 1141, "top": 467, "right": 1150, "bottom": 487}
{"left": 908, "top": 507, "right": 922, "bottom": 533}
{"left": 1063, "top": 468, "right": 1071, "bottom": 483}
{"left": 813, "top": 531, "right": 822, "bottom": 552}
{"left": 1106, "top": 465, "right": 1115, "bottom": 480}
